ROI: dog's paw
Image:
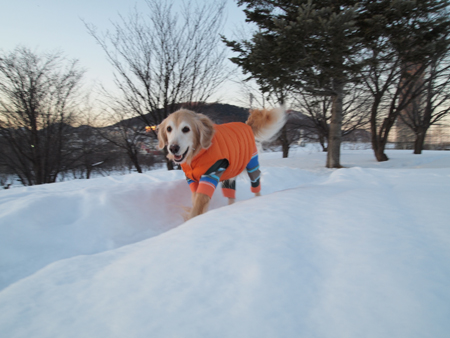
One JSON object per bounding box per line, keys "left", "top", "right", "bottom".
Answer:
{"left": 181, "top": 205, "right": 192, "bottom": 222}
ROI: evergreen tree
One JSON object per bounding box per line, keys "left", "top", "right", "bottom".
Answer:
{"left": 224, "top": 0, "right": 364, "bottom": 167}
{"left": 225, "top": 0, "right": 450, "bottom": 164}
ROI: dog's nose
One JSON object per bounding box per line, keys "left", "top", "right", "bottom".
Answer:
{"left": 169, "top": 144, "right": 180, "bottom": 154}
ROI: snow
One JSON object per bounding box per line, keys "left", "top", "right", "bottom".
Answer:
{"left": 1, "top": 146, "right": 450, "bottom": 338}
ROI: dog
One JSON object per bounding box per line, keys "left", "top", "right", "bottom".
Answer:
{"left": 157, "top": 107, "right": 286, "bottom": 220}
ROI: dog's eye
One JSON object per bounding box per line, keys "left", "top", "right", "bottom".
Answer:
{"left": 182, "top": 126, "right": 190, "bottom": 133}
{"left": 167, "top": 126, "right": 172, "bottom": 133}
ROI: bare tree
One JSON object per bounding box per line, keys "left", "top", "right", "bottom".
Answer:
{"left": 399, "top": 50, "right": 450, "bottom": 154}
{"left": 233, "top": 78, "right": 268, "bottom": 110}
{"left": 293, "top": 84, "right": 371, "bottom": 151}
{"left": 359, "top": 0, "right": 450, "bottom": 162}
{"left": 69, "top": 124, "right": 111, "bottom": 179}
{"left": 86, "top": 0, "right": 229, "bottom": 169}
{"left": 0, "top": 47, "right": 84, "bottom": 185}
{"left": 274, "top": 111, "right": 308, "bottom": 154}
{"left": 363, "top": 47, "right": 430, "bottom": 161}
{"left": 94, "top": 106, "right": 152, "bottom": 174}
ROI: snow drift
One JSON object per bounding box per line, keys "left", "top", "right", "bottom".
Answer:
{"left": 1, "top": 147, "right": 449, "bottom": 338}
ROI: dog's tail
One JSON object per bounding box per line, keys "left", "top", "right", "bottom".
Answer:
{"left": 246, "top": 106, "right": 286, "bottom": 143}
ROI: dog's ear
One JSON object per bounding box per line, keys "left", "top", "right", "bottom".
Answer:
{"left": 157, "top": 119, "right": 168, "bottom": 150}
{"left": 196, "top": 114, "right": 215, "bottom": 149}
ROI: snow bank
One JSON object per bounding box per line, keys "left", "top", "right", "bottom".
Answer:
{"left": 1, "top": 149, "right": 449, "bottom": 338}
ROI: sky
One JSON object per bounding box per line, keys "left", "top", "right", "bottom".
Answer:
{"left": 0, "top": 0, "right": 248, "bottom": 105}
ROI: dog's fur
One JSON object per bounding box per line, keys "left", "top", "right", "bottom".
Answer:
{"left": 158, "top": 107, "right": 286, "bottom": 220}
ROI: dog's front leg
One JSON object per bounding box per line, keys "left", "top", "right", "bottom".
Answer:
{"left": 188, "top": 192, "right": 211, "bottom": 220}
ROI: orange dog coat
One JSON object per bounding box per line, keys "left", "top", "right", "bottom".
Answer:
{"left": 181, "top": 122, "right": 256, "bottom": 183}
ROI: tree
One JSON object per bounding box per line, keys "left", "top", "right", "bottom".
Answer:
{"left": 69, "top": 124, "right": 111, "bottom": 179}
{"left": 293, "top": 83, "right": 371, "bottom": 151}
{"left": 224, "top": 0, "right": 364, "bottom": 168}
{"left": 0, "top": 47, "right": 84, "bottom": 185}
{"left": 359, "top": 0, "right": 450, "bottom": 161}
{"left": 86, "top": 0, "right": 229, "bottom": 170}
{"left": 228, "top": 0, "right": 450, "bottom": 164}
{"left": 95, "top": 106, "right": 149, "bottom": 174}
{"left": 399, "top": 45, "right": 450, "bottom": 154}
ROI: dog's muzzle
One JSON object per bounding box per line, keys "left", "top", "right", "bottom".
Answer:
{"left": 170, "top": 145, "right": 189, "bottom": 163}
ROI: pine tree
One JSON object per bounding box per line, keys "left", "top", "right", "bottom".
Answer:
{"left": 224, "top": 0, "right": 364, "bottom": 168}
{"left": 225, "top": 0, "right": 450, "bottom": 164}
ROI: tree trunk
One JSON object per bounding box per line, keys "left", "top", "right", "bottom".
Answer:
{"left": 282, "top": 143, "right": 289, "bottom": 158}
{"left": 86, "top": 166, "right": 92, "bottom": 179}
{"left": 371, "top": 130, "right": 389, "bottom": 162}
{"left": 370, "top": 95, "right": 389, "bottom": 162}
{"left": 166, "top": 158, "right": 175, "bottom": 170}
{"left": 373, "top": 143, "right": 389, "bottom": 161}
{"left": 280, "top": 125, "right": 290, "bottom": 158}
{"left": 319, "top": 135, "right": 327, "bottom": 152}
{"left": 326, "top": 81, "right": 344, "bottom": 168}
{"left": 129, "top": 150, "right": 143, "bottom": 173}
{"left": 413, "top": 129, "right": 426, "bottom": 154}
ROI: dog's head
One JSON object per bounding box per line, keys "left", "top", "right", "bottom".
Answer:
{"left": 157, "top": 109, "right": 215, "bottom": 165}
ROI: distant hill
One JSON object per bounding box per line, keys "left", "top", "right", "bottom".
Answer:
{"left": 194, "top": 103, "right": 250, "bottom": 124}
{"left": 112, "top": 103, "right": 251, "bottom": 128}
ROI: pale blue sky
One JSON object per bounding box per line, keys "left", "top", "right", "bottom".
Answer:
{"left": 1, "top": 0, "right": 248, "bottom": 104}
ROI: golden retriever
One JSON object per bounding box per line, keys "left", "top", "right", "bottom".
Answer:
{"left": 158, "top": 107, "right": 285, "bottom": 220}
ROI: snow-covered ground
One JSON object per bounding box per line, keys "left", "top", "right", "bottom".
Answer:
{"left": 1, "top": 147, "right": 449, "bottom": 338}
